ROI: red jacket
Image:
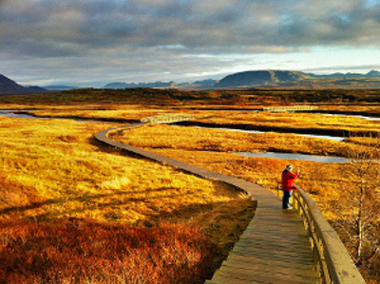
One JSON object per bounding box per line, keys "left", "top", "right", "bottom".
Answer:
{"left": 281, "top": 170, "right": 299, "bottom": 191}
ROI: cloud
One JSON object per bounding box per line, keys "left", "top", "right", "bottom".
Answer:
{"left": 2, "top": 0, "right": 379, "bottom": 55}
{"left": 0, "top": 0, "right": 379, "bottom": 85}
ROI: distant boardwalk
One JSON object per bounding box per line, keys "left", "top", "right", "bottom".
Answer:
{"left": 263, "top": 105, "right": 319, "bottom": 112}
{"left": 140, "top": 113, "right": 195, "bottom": 124}
{"left": 95, "top": 120, "right": 364, "bottom": 284}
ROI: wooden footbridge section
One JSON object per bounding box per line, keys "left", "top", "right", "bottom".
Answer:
{"left": 95, "top": 114, "right": 364, "bottom": 284}
{"left": 263, "top": 105, "right": 319, "bottom": 112}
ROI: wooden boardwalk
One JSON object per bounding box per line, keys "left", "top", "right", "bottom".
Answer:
{"left": 95, "top": 123, "right": 320, "bottom": 284}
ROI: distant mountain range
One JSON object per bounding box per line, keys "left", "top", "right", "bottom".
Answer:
{"left": 104, "top": 70, "right": 380, "bottom": 90}
{"left": 1, "top": 69, "right": 380, "bottom": 95}
{"left": 308, "top": 70, "right": 380, "bottom": 78}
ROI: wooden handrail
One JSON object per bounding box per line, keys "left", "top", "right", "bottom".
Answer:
{"left": 276, "top": 182, "right": 365, "bottom": 284}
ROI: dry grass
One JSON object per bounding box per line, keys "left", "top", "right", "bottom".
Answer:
{"left": 113, "top": 124, "right": 379, "bottom": 157}
{"left": 0, "top": 116, "right": 254, "bottom": 283}
{"left": 194, "top": 110, "right": 380, "bottom": 135}
{"left": 0, "top": 219, "right": 217, "bottom": 283}
{"left": 29, "top": 107, "right": 171, "bottom": 121}
{"left": 1, "top": 88, "right": 379, "bottom": 282}
{"left": 0, "top": 117, "right": 251, "bottom": 224}
{"left": 111, "top": 123, "right": 379, "bottom": 211}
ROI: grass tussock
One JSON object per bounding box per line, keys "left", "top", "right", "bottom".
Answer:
{"left": 0, "top": 218, "right": 216, "bottom": 283}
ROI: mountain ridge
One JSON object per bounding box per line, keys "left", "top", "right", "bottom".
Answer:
{"left": 214, "top": 70, "right": 311, "bottom": 88}
{"left": 1, "top": 69, "right": 380, "bottom": 94}
{"left": 308, "top": 70, "right": 380, "bottom": 79}
{"left": 0, "top": 74, "right": 33, "bottom": 95}
{"left": 104, "top": 69, "right": 380, "bottom": 89}
{"left": 0, "top": 74, "right": 49, "bottom": 95}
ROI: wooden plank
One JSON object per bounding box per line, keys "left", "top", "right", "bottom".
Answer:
{"left": 212, "top": 267, "right": 319, "bottom": 284}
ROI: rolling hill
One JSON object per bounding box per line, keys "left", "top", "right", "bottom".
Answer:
{"left": 214, "top": 70, "right": 311, "bottom": 88}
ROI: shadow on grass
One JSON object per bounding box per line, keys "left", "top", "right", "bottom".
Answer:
{"left": 0, "top": 187, "right": 186, "bottom": 216}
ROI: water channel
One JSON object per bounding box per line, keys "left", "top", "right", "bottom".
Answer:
{"left": 236, "top": 152, "right": 350, "bottom": 163}
{"left": 0, "top": 109, "right": 47, "bottom": 119}
{"left": 194, "top": 126, "right": 345, "bottom": 142}
{"left": 189, "top": 108, "right": 380, "bottom": 121}
{"left": 314, "top": 112, "right": 380, "bottom": 121}
{"left": 0, "top": 109, "right": 108, "bottom": 123}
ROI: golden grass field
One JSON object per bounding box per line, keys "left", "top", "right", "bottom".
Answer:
{"left": 110, "top": 123, "right": 378, "bottom": 209}
{"left": 0, "top": 116, "right": 254, "bottom": 283}
{"left": 0, "top": 88, "right": 379, "bottom": 282}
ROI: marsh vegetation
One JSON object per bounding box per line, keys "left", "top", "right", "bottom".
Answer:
{"left": 0, "top": 88, "right": 379, "bottom": 283}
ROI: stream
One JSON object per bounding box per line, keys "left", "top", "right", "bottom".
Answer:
{"left": 236, "top": 152, "right": 350, "bottom": 163}
{"left": 193, "top": 126, "right": 345, "bottom": 142}
{"left": 314, "top": 112, "right": 380, "bottom": 121}
{"left": 188, "top": 108, "right": 380, "bottom": 121}
{"left": 0, "top": 109, "right": 111, "bottom": 123}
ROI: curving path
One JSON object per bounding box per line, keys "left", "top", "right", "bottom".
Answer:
{"left": 95, "top": 123, "right": 320, "bottom": 284}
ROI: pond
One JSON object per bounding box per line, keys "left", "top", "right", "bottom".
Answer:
{"left": 236, "top": 152, "right": 350, "bottom": 163}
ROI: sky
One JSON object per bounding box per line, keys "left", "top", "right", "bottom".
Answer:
{"left": 0, "top": 0, "right": 379, "bottom": 87}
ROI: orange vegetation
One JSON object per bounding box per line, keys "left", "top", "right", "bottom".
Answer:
{"left": 0, "top": 218, "right": 216, "bottom": 283}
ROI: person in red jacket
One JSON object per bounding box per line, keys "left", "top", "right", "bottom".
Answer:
{"left": 281, "top": 165, "right": 300, "bottom": 209}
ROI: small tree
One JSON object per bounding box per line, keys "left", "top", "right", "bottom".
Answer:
{"left": 334, "top": 138, "right": 380, "bottom": 271}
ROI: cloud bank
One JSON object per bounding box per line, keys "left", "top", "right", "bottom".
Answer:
{"left": 1, "top": 0, "right": 379, "bottom": 86}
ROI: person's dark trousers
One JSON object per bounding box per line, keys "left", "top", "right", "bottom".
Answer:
{"left": 282, "top": 190, "right": 293, "bottom": 209}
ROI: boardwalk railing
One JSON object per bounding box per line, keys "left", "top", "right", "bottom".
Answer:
{"left": 263, "top": 105, "right": 319, "bottom": 112}
{"left": 140, "top": 113, "right": 195, "bottom": 124}
{"left": 276, "top": 182, "right": 365, "bottom": 284}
